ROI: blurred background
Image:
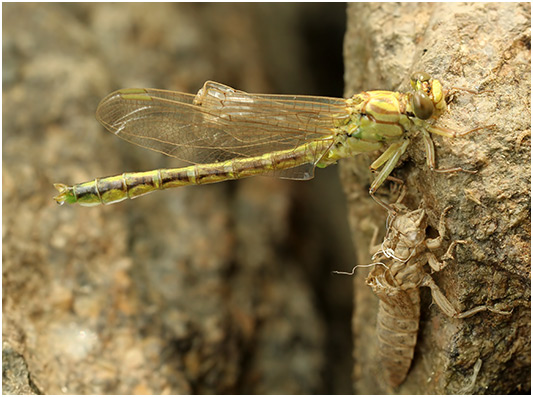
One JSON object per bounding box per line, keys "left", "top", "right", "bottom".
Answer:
{"left": 3, "top": 3, "right": 356, "bottom": 394}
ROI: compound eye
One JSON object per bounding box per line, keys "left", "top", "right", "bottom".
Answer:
{"left": 410, "top": 71, "right": 431, "bottom": 84}
{"left": 413, "top": 91, "right": 434, "bottom": 120}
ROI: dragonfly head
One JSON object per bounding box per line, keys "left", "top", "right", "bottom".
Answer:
{"left": 409, "top": 72, "right": 446, "bottom": 120}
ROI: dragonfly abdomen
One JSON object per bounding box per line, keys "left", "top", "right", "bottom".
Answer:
{"left": 54, "top": 142, "right": 321, "bottom": 206}
{"left": 54, "top": 171, "right": 167, "bottom": 206}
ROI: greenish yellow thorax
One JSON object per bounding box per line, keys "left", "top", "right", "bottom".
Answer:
{"left": 350, "top": 90, "right": 412, "bottom": 140}
{"left": 318, "top": 90, "right": 413, "bottom": 166}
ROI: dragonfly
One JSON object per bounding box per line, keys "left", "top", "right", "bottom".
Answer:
{"left": 53, "top": 72, "right": 483, "bottom": 207}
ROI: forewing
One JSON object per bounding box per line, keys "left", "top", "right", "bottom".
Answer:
{"left": 96, "top": 82, "right": 349, "bottom": 176}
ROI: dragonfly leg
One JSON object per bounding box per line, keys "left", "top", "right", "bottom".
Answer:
{"left": 427, "top": 124, "right": 493, "bottom": 139}
{"left": 369, "top": 139, "right": 410, "bottom": 194}
{"left": 370, "top": 142, "right": 403, "bottom": 170}
{"left": 370, "top": 169, "right": 405, "bottom": 186}
{"left": 369, "top": 170, "right": 405, "bottom": 205}
{"left": 368, "top": 139, "right": 410, "bottom": 211}
{"left": 447, "top": 86, "right": 494, "bottom": 96}
{"left": 421, "top": 128, "right": 478, "bottom": 174}
{"left": 370, "top": 194, "right": 396, "bottom": 212}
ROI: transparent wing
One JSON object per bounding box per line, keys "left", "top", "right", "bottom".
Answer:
{"left": 96, "top": 81, "right": 350, "bottom": 178}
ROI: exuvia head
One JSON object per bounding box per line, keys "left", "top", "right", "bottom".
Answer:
{"left": 409, "top": 71, "right": 446, "bottom": 120}
{"left": 392, "top": 207, "right": 427, "bottom": 246}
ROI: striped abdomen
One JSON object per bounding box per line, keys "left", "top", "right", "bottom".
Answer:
{"left": 54, "top": 141, "right": 325, "bottom": 206}
{"left": 366, "top": 270, "right": 420, "bottom": 387}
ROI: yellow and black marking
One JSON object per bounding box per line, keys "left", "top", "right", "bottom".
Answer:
{"left": 54, "top": 141, "right": 329, "bottom": 206}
